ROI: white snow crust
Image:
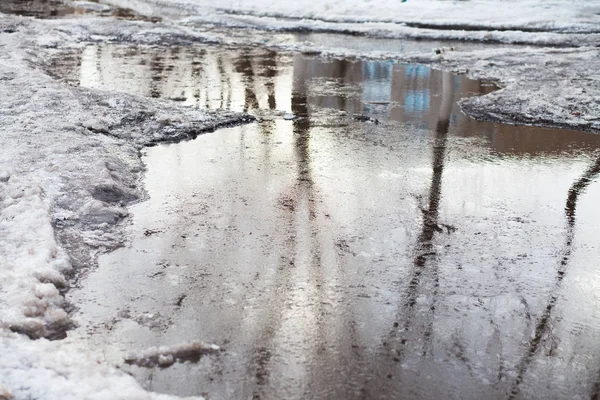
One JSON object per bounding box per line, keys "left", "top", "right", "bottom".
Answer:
{"left": 0, "top": 173, "right": 72, "bottom": 339}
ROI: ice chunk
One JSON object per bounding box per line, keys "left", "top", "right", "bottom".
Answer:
{"left": 124, "top": 341, "right": 221, "bottom": 368}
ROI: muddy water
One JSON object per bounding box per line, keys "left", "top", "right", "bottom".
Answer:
{"left": 65, "top": 45, "right": 600, "bottom": 400}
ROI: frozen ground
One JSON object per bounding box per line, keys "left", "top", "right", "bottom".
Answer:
{"left": 1, "top": 0, "right": 600, "bottom": 398}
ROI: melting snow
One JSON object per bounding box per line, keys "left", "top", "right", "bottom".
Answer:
{"left": 0, "top": 12, "right": 246, "bottom": 400}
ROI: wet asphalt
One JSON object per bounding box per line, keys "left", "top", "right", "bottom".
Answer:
{"left": 52, "top": 44, "right": 600, "bottom": 399}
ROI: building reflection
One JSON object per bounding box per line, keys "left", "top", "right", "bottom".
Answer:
{"left": 51, "top": 43, "right": 600, "bottom": 158}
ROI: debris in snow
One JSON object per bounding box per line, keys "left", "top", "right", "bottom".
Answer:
{"left": 0, "top": 171, "right": 10, "bottom": 183}
{"left": 124, "top": 341, "right": 221, "bottom": 368}
{"left": 85, "top": 123, "right": 109, "bottom": 134}
{"left": 0, "top": 385, "right": 12, "bottom": 400}
{"left": 283, "top": 113, "right": 295, "bottom": 120}
{"left": 434, "top": 46, "right": 456, "bottom": 55}
{"left": 144, "top": 228, "right": 163, "bottom": 236}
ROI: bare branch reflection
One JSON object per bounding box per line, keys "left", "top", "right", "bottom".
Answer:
{"left": 510, "top": 154, "right": 600, "bottom": 399}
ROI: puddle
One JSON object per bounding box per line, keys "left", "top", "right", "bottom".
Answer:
{"left": 0, "top": 0, "right": 160, "bottom": 21}
{"left": 63, "top": 45, "right": 600, "bottom": 399}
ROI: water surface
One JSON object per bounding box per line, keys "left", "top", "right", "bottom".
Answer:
{"left": 66, "top": 45, "right": 600, "bottom": 400}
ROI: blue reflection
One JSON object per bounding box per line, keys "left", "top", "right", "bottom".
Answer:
{"left": 362, "top": 61, "right": 393, "bottom": 103}
{"left": 405, "top": 89, "right": 430, "bottom": 113}
{"left": 405, "top": 64, "right": 430, "bottom": 79}
{"left": 403, "top": 64, "right": 431, "bottom": 114}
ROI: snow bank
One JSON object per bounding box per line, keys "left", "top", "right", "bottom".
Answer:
{"left": 445, "top": 47, "right": 600, "bottom": 132}
{"left": 0, "top": 174, "right": 72, "bottom": 339}
{"left": 0, "top": 171, "right": 71, "bottom": 337}
{"left": 179, "top": 14, "right": 600, "bottom": 47}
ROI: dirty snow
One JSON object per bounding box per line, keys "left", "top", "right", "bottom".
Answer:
{"left": 124, "top": 341, "right": 220, "bottom": 368}
{"left": 443, "top": 47, "right": 600, "bottom": 132}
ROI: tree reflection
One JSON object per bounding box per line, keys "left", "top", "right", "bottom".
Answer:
{"left": 403, "top": 71, "right": 453, "bottom": 352}
{"left": 234, "top": 52, "right": 260, "bottom": 112}
{"left": 509, "top": 153, "right": 600, "bottom": 399}
{"left": 258, "top": 50, "right": 278, "bottom": 110}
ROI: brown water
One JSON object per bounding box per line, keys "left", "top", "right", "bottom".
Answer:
{"left": 59, "top": 44, "right": 600, "bottom": 399}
